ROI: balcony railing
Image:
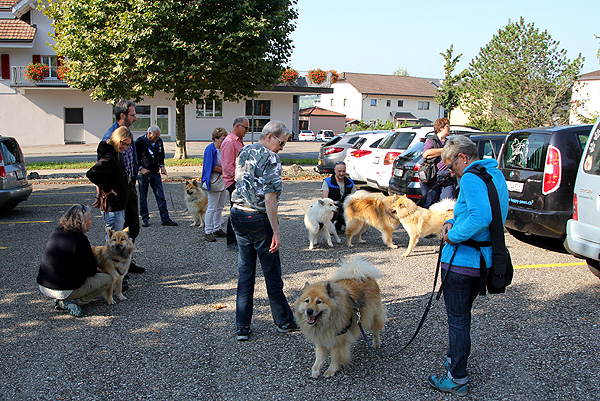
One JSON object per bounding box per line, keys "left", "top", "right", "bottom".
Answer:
{"left": 10, "top": 66, "right": 68, "bottom": 86}
{"left": 280, "top": 71, "right": 335, "bottom": 88}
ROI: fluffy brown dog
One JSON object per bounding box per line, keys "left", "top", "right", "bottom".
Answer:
{"left": 391, "top": 196, "right": 455, "bottom": 257}
{"left": 344, "top": 190, "right": 400, "bottom": 248}
{"left": 184, "top": 180, "right": 208, "bottom": 227}
{"left": 294, "top": 256, "right": 385, "bottom": 378}
{"left": 92, "top": 228, "right": 134, "bottom": 304}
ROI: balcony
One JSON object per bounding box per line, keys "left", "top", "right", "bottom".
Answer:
{"left": 10, "top": 66, "right": 69, "bottom": 87}
{"left": 281, "top": 70, "right": 335, "bottom": 88}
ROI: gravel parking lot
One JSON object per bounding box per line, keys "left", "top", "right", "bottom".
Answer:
{"left": 1, "top": 180, "right": 599, "bottom": 400}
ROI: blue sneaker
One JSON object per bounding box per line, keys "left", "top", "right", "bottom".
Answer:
{"left": 58, "top": 300, "right": 83, "bottom": 317}
{"left": 428, "top": 374, "right": 468, "bottom": 397}
{"left": 444, "top": 356, "right": 451, "bottom": 370}
{"left": 236, "top": 326, "right": 251, "bottom": 341}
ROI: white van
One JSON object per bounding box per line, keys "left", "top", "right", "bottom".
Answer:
{"left": 565, "top": 115, "right": 600, "bottom": 278}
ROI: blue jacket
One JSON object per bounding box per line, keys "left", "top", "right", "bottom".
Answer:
{"left": 441, "top": 158, "right": 509, "bottom": 270}
{"left": 201, "top": 142, "right": 218, "bottom": 191}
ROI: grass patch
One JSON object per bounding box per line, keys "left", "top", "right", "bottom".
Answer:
{"left": 281, "top": 158, "right": 317, "bottom": 165}
{"left": 28, "top": 161, "right": 95, "bottom": 170}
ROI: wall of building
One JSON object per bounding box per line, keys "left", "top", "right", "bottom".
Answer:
{"left": 316, "top": 82, "right": 362, "bottom": 120}
{"left": 305, "top": 115, "right": 346, "bottom": 135}
{"left": 360, "top": 96, "right": 439, "bottom": 124}
{"left": 570, "top": 79, "right": 600, "bottom": 124}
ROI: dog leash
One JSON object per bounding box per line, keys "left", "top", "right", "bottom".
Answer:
{"left": 357, "top": 238, "right": 446, "bottom": 357}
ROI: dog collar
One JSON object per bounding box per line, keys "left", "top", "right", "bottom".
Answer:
{"left": 336, "top": 316, "right": 353, "bottom": 336}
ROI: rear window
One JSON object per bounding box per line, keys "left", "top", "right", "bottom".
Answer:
{"left": 502, "top": 132, "right": 550, "bottom": 171}
{"left": 582, "top": 123, "right": 600, "bottom": 176}
{"left": 351, "top": 137, "right": 367, "bottom": 149}
{"left": 379, "top": 131, "right": 417, "bottom": 150}
{"left": 324, "top": 136, "right": 342, "bottom": 146}
{"left": 397, "top": 142, "right": 424, "bottom": 162}
{"left": 0, "top": 139, "right": 24, "bottom": 165}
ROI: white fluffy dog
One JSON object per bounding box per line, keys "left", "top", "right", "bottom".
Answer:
{"left": 304, "top": 198, "right": 342, "bottom": 250}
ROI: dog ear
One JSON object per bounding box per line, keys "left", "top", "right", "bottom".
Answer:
{"left": 123, "top": 227, "right": 130, "bottom": 237}
{"left": 318, "top": 199, "right": 324, "bottom": 206}
{"left": 303, "top": 282, "right": 310, "bottom": 290}
{"left": 192, "top": 179, "right": 197, "bottom": 185}
{"left": 326, "top": 282, "right": 334, "bottom": 299}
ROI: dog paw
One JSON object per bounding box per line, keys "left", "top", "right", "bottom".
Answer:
{"left": 107, "top": 299, "right": 116, "bottom": 305}
{"left": 116, "top": 294, "right": 127, "bottom": 301}
{"left": 190, "top": 222, "right": 197, "bottom": 227}
{"left": 308, "top": 245, "right": 314, "bottom": 250}
{"left": 388, "top": 244, "right": 398, "bottom": 249}
{"left": 323, "top": 369, "right": 337, "bottom": 378}
{"left": 401, "top": 252, "right": 410, "bottom": 257}
{"left": 327, "top": 242, "right": 333, "bottom": 247}
{"left": 311, "top": 370, "right": 321, "bottom": 379}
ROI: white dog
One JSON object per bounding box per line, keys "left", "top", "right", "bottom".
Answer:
{"left": 304, "top": 198, "right": 342, "bottom": 250}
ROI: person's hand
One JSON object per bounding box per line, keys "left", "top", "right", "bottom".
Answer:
{"left": 441, "top": 222, "right": 455, "bottom": 244}
{"left": 101, "top": 189, "right": 117, "bottom": 197}
{"left": 140, "top": 168, "right": 151, "bottom": 176}
{"left": 160, "top": 166, "right": 167, "bottom": 176}
{"left": 269, "top": 232, "right": 281, "bottom": 253}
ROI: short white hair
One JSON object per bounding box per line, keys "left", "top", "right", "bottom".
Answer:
{"left": 148, "top": 125, "right": 161, "bottom": 134}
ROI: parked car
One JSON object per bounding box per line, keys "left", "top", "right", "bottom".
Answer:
{"left": 365, "top": 125, "right": 481, "bottom": 192}
{"left": 298, "top": 130, "right": 316, "bottom": 141}
{"left": 499, "top": 125, "right": 592, "bottom": 239}
{"left": 564, "top": 116, "right": 600, "bottom": 278}
{"left": 316, "top": 130, "right": 390, "bottom": 174}
{"left": 0, "top": 136, "right": 33, "bottom": 212}
{"left": 388, "top": 133, "right": 507, "bottom": 201}
{"left": 316, "top": 130, "right": 335, "bottom": 141}
{"left": 344, "top": 132, "right": 389, "bottom": 184}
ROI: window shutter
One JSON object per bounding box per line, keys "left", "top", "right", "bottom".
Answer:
{"left": 32, "top": 54, "right": 41, "bottom": 64}
{"left": 57, "top": 56, "right": 64, "bottom": 67}
{"left": 1, "top": 54, "right": 10, "bottom": 79}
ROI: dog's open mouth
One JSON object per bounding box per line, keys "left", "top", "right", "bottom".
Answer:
{"left": 306, "top": 312, "right": 321, "bottom": 325}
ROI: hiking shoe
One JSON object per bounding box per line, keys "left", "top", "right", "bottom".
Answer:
{"left": 204, "top": 233, "right": 217, "bottom": 242}
{"left": 213, "top": 229, "right": 226, "bottom": 238}
{"left": 129, "top": 261, "right": 146, "bottom": 274}
{"left": 277, "top": 321, "right": 300, "bottom": 333}
{"left": 161, "top": 220, "right": 178, "bottom": 226}
{"left": 226, "top": 243, "right": 237, "bottom": 251}
{"left": 58, "top": 300, "right": 83, "bottom": 317}
{"left": 444, "top": 356, "right": 451, "bottom": 370}
{"left": 236, "top": 326, "right": 251, "bottom": 341}
{"left": 428, "top": 374, "right": 468, "bottom": 397}
{"left": 54, "top": 299, "right": 64, "bottom": 310}
{"left": 141, "top": 220, "right": 150, "bottom": 227}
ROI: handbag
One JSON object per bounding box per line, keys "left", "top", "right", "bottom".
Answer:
{"left": 419, "top": 158, "right": 438, "bottom": 184}
{"left": 208, "top": 173, "right": 225, "bottom": 192}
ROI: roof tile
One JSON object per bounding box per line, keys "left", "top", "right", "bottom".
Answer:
{"left": 0, "top": 19, "right": 36, "bottom": 41}
{"left": 341, "top": 72, "right": 437, "bottom": 98}
{"left": 299, "top": 106, "right": 346, "bottom": 117}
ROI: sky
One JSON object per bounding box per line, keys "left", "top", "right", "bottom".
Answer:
{"left": 289, "top": 0, "right": 600, "bottom": 79}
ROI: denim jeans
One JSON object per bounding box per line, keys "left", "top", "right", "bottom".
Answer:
{"left": 441, "top": 268, "right": 480, "bottom": 382}
{"left": 230, "top": 207, "right": 294, "bottom": 327}
{"left": 226, "top": 183, "right": 237, "bottom": 246}
{"left": 138, "top": 173, "right": 170, "bottom": 222}
{"left": 101, "top": 210, "right": 125, "bottom": 240}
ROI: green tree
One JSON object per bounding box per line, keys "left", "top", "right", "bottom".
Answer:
{"left": 462, "top": 17, "right": 583, "bottom": 130}
{"left": 43, "top": 0, "right": 298, "bottom": 158}
{"left": 435, "top": 44, "right": 467, "bottom": 120}
{"left": 392, "top": 66, "right": 409, "bottom": 76}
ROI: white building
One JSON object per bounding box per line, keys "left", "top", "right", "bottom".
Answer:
{"left": 315, "top": 72, "right": 443, "bottom": 126}
{"left": 0, "top": 0, "right": 330, "bottom": 146}
{"left": 570, "top": 70, "right": 600, "bottom": 124}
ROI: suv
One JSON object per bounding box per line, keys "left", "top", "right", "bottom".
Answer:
{"left": 499, "top": 125, "right": 592, "bottom": 239}
{"left": 316, "top": 130, "right": 335, "bottom": 141}
{"left": 344, "top": 132, "right": 390, "bottom": 184}
{"left": 389, "top": 132, "right": 506, "bottom": 200}
{"left": 316, "top": 130, "right": 390, "bottom": 174}
{"left": 0, "top": 136, "right": 32, "bottom": 212}
{"left": 564, "top": 116, "right": 600, "bottom": 278}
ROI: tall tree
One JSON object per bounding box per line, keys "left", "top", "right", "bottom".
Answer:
{"left": 435, "top": 44, "right": 466, "bottom": 120}
{"left": 43, "top": 0, "right": 298, "bottom": 158}
{"left": 392, "top": 66, "right": 409, "bottom": 76}
{"left": 462, "top": 17, "right": 583, "bottom": 130}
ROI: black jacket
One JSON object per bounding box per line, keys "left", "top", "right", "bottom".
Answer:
{"left": 37, "top": 228, "right": 98, "bottom": 290}
{"left": 135, "top": 135, "right": 165, "bottom": 174}
{"left": 86, "top": 141, "right": 129, "bottom": 211}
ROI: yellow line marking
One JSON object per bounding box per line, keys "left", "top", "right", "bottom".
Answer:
{"left": 0, "top": 247, "right": 7, "bottom": 249}
{"left": 0, "top": 220, "right": 52, "bottom": 224}
{"left": 514, "top": 262, "right": 587, "bottom": 269}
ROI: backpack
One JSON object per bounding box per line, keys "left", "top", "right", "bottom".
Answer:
{"left": 463, "top": 165, "right": 513, "bottom": 295}
{"left": 418, "top": 136, "right": 443, "bottom": 184}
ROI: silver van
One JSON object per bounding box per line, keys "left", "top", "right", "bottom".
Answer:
{"left": 0, "top": 136, "right": 32, "bottom": 212}
{"left": 565, "top": 116, "right": 600, "bottom": 278}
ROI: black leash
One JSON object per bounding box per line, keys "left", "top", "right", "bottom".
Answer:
{"left": 415, "top": 181, "right": 440, "bottom": 207}
{"left": 357, "top": 239, "right": 448, "bottom": 357}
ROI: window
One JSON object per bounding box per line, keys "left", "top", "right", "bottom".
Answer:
{"left": 131, "top": 105, "right": 151, "bottom": 134}
{"left": 330, "top": 98, "right": 334, "bottom": 107}
{"left": 386, "top": 100, "right": 391, "bottom": 107}
{"left": 370, "top": 99, "right": 377, "bottom": 107}
{"left": 196, "top": 99, "right": 223, "bottom": 118}
{"left": 397, "top": 100, "right": 404, "bottom": 107}
{"left": 245, "top": 100, "right": 271, "bottom": 133}
{"left": 41, "top": 55, "right": 58, "bottom": 78}
{"left": 64, "top": 108, "right": 83, "bottom": 124}
{"left": 418, "top": 101, "right": 430, "bottom": 110}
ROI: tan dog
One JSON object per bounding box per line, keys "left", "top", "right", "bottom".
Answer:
{"left": 391, "top": 196, "right": 455, "bottom": 256}
{"left": 92, "top": 228, "right": 134, "bottom": 305}
{"left": 294, "top": 256, "right": 385, "bottom": 378}
{"left": 184, "top": 180, "right": 208, "bottom": 227}
{"left": 344, "top": 190, "right": 400, "bottom": 248}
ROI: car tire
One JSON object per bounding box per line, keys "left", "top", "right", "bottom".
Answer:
{"left": 587, "top": 259, "right": 600, "bottom": 279}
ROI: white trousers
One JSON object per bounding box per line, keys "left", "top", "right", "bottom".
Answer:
{"left": 205, "top": 190, "right": 228, "bottom": 234}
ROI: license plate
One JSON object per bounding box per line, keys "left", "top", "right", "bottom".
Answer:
{"left": 15, "top": 170, "right": 24, "bottom": 180}
{"left": 506, "top": 180, "right": 524, "bottom": 193}
{"left": 393, "top": 168, "right": 402, "bottom": 176}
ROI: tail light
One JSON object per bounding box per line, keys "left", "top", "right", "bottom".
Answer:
{"left": 411, "top": 164, "right": 420, "bottom": 182}
{"left": 350, "top": 149, "right": 372, "bottom": 158}
{"left": 324, "top": 147, "right": 344, "bottom": 155}
{"left": 542, "top": 145, "right": 561, "bottom": 195}
{"left": 383, "top": 152, "right": 402, "bottom": 165}
{"left": 0, "top": 151, "right": 5, "bottom": 178}
{"left": 572, "top": 193, "right": 578, "bottom": 220}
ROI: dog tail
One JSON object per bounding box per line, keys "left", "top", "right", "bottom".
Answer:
{"left": 330, "top": 255, "right": 383, "bottom": 282}
{"left": 429, "top": 198, "right": 456, "bottom": 212}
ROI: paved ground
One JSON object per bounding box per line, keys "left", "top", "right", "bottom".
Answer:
{"left": 1, "top": 178, "right": 599, "bottom": 400}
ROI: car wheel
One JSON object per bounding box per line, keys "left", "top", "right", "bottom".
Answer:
{"left": 587, "top": 259, "right": 600, "bottom": 279}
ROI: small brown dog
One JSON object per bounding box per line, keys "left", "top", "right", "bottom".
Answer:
{"left": 294, "top": 256, "right": 385, "bottom": 378}
{"left": 184, "top": 180, "right": 208, "bottom": 227}
{"left": 391, "top": 196, "right": 455, "bottom": 256}
{"left": 92, "top": 228, "right": 134, "bottom": 304}
{"left": 344, "top": 190, "right": 400, "bottom": 248}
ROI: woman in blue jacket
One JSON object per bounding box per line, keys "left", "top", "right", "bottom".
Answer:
{"left": 428, "top": 135, "right": 508, "bottom": 396}
{"left": 201, "top": 127, "right": 228, "bottom": 242}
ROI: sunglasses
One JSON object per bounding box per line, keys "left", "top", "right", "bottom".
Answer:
{"left": 239, "top": 124, "right": 249, "bottom": 131}
{"left": 273, "top": 135, "right": 285, "bottom": 148}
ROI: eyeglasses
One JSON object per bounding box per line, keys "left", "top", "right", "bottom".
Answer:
{"left": 239, "top": 124, "right": 249, "bottom": 131}
{"left": 447, "top": 155, "right": 459, "bottom": 170}
{"left": 273, "top": 135, "right": 285, "bottom": 148}
{"left": 335, "top": 161, "right": 346, "bottom": 166}
{"left": 120, "top": 140, "right": 132, "bottom": 148}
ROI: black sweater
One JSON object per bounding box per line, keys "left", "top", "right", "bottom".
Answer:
{"left": 86, "top": 141, "right": 129, "bottom": 211}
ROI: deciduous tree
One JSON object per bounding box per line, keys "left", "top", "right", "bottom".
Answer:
{"left": 43, "top": 0, "right": 298, "bottom": 158}
{"left": 462, "top": 17, "right": 583, "bottom": 130}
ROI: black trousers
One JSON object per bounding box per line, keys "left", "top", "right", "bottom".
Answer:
{"left": 226, "top": 183, "right": 237, "bottom": 246}
{"left": 124, "top": 182, "right": 140, "bottom": 242}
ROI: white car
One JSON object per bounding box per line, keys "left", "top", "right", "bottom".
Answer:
{"left": 316, "top": 130, "right": 335, "bottom": 141}
{"left": 344, "top": 132, "right": 389, "bottom": 184}
{"left": 365, "top": 125, "right": 481, "bottom": 192}
{"left": 564, "top": 115, "right": 600, "bottom": 279}
{"left": 298, "top": 130, "right": 316, "bottom": 141}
